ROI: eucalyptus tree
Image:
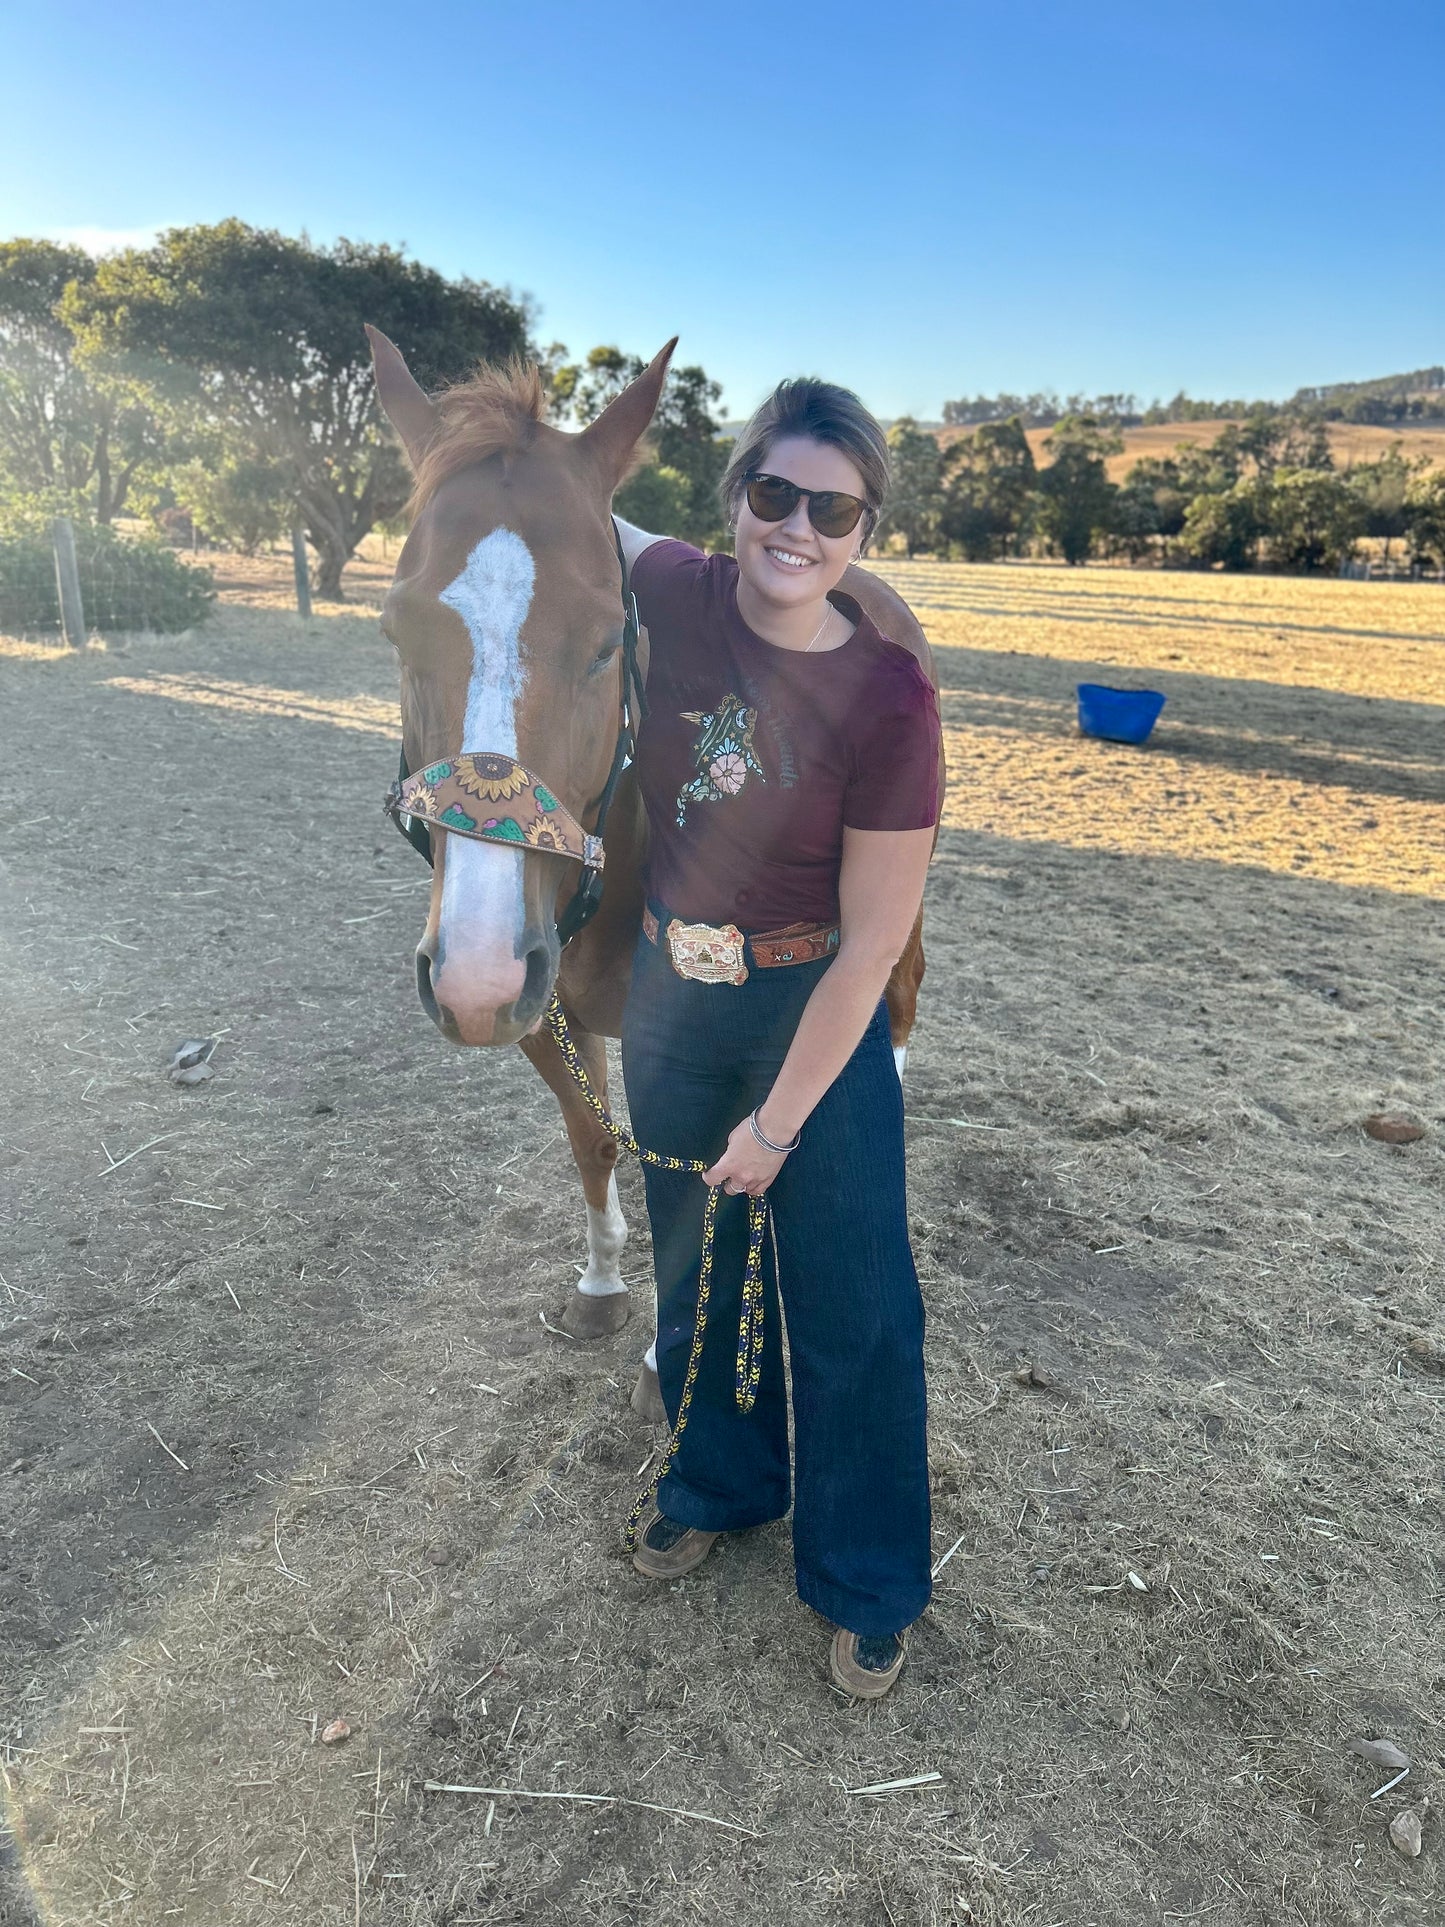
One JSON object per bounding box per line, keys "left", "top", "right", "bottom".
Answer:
{"left": 0, "top": 238, "right": 166, "bottom": 524}
{"left": 67, "top": 221, "right": 528, "bottom": 596}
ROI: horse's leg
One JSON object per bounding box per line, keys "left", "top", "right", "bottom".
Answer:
{"left": 884, "top": 904, "right": 927, "bottom": 1080}
{"left": 517, "top": 1019, "right": 630, "bottom": 1340}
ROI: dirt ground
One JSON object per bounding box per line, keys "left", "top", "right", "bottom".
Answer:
{"left": 1, "top": 554, "right": 1441, "bottom": 1927}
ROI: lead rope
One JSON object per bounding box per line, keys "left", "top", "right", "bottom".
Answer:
{"left": 543, "top": 991, "right": 767, "bottom": 1550}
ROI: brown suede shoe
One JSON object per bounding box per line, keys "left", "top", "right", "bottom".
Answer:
{"left": 829, "top": 1627, "right": 907, "bottom": 1699}
{"left": 630, "top": 1503, "right": 720, "bottom": 1580}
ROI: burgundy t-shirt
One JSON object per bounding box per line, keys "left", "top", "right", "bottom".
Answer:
{"left": 629, "top": 539, "right": 942, "bottom": 932}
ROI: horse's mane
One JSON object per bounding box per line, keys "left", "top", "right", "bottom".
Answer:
{"left": 409, "top": 359, "right": 549, "bottom": 511}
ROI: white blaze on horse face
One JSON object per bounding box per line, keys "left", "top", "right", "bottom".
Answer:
{"left": 436, "top": 529, "right": 535, "bottom": 988}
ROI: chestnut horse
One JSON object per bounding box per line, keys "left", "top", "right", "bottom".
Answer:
{"left": 367, "top": 330, "right": 937, "bottom": 1418}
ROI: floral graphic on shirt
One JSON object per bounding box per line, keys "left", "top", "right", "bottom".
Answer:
{"left": 675, "top": 693, "right": 766, "bottom": 828}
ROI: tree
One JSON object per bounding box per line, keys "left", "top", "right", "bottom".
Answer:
{"left": 551, "top": 344, "right": 727, "bottom": 548}
{"left": 1404, "top": 470, "right": 1445, "bottom": 571}
{"left": 652, "top": 362, "right": 727, "bottom": 547}
{"left": 1346, "top": 449, "right": 1418, "bottom": 563}
{"left": 1236, "top": 412, "right": 1291, "bottom": 481}
{"left": 613, "top": 462, "right": 693, "bottom": 537}
{"left": 1034, "top": 416, "right": 1121, "bottom": 564}
{"left": 171, "top": 452, "right": 291, "bottom": 555}
{"left": 0, "top": 238, "right": 166, "bottom": 523}
{"left": 876, "top": 418, "right": 943, "bottom": 556}
{"left": 1112, "top": 456, "right": 1188, "bottom": 561}
{"left": 66, "top": 220, "right": 528, "bottom": 597}
{"left": 1179, "top": 481, "right": 1265, "bottom": 570}
{"left": 938, "top": 415, "right": 1035, "bottom": 560}
{"left": 1263, "top": 469, "right": 1364, "bottom": 572}
{"left": 1275, "top": 416, "right": 1334, "bottom": 473}
{"left": 552, "top": 345, "right": 645, "bottom": 426}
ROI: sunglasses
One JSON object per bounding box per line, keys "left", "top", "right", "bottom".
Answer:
{"left": 744, "top": 471, "right": 869, "bottom": 540}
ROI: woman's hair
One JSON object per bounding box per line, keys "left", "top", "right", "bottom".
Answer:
{"left": 720, "top": 377, "right": 890, "bottom": 552}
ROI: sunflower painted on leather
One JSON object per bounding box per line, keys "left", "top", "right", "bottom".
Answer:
{"left": 675, "top": 694, "right": 766, "bottom": 828}
{"left": 525, "top": 817, "right": 569, "bottom": 852}
{"left": 455, "top": 752, "right": 532, "bottom": 803}
{"left": 403, "top": 781, "right": 439, "bottom": 818}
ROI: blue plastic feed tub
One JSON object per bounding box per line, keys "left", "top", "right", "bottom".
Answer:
{"left": 1077, "top": 682, "right": 1166, "bottom": 745}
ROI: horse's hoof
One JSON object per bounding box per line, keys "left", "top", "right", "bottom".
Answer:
{"left": 630, "top": 1361, "right": 666, "bottom": 1425}
{"left": 559, "top": 1287, "right": 631, "bottom": 1340}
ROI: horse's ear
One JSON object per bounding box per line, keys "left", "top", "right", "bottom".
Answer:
{"left": 366, "top": 324, "right": 439, "bottom": 469}
{"left": 579, "top": 338, "right": 678, "bottom": 489}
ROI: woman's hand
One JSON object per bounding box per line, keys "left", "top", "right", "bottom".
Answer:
{"left": 702, "top": 1117, "right": 788, "bottom": 1198}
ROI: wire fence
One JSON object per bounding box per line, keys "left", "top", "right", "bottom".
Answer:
{"left": 3, "top": 516, "right": 1438, "bottom": 647}
{"left": 0, "top": 518, "right": 217, "bottom": 641}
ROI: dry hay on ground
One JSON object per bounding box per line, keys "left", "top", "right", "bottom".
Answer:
{"left": 0, "top": 560, "right": 1441, "bottom": 1926}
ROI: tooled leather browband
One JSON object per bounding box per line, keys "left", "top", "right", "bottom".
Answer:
{"left": 384, "top": 752, "right": 605, "bottom": 869}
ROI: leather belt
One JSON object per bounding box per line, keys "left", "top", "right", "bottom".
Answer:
{"left": 642, "top": 904, "right": 840, "bottom": 984}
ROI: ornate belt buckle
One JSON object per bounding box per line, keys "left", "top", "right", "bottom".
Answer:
{"left": 665, "top": 918, "right": 748, "bottom": 985}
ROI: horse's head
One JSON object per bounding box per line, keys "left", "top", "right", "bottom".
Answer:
{"left": 368, "top": 326, "right": 674, "bottom": 1046}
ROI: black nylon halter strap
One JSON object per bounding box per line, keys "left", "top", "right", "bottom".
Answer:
{"left": 387, "top": 516, "right": 646, "bottom": 952}
{"left": 554, "top": 521, "right": 646, "bottom": 945}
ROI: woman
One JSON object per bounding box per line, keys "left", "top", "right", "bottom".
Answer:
{"left": 616, "top": 376, "right": 942, "bottom": 1699}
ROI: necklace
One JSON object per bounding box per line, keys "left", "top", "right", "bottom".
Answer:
{"left": 803, "top": 604, "right": 832, "bottom": 653}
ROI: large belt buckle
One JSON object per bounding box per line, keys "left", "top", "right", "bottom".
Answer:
{"left": 665, "top": 918, "right": 748, "bottom": 985}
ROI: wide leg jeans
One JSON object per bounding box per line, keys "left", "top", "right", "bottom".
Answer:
{"left": 620, "top": 910, "right": 932, "bottom": 1638}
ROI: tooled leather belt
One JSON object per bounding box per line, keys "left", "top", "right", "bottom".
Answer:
{"left": 642, "top": 905, "right": 841, "bottom": 984}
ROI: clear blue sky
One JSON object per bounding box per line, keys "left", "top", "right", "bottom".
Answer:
{"left": 2, "top": 0, "right": 1440, "bottom": 420}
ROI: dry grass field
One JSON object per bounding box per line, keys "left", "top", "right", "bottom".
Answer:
{"left": 1, "top": 556, "right": 1441, "bottom": 1927}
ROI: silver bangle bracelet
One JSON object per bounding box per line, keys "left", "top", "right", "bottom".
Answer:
{"left": 749, "top": 1108, "right": 801, "bottom": 1156}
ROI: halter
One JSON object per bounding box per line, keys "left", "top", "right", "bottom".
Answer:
{"left": 383, "top": 517, "right": 648, "bottom": 947}
{"left": 382, "top": 515, "right": 772, "bottom": 1546}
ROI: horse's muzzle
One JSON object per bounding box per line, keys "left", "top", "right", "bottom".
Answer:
{"left": 417, "top": 921, "right": 559, "bottom": 1046}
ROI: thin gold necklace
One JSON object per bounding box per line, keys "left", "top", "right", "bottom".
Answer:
{"left": 803, "top": 604, "right": 832, "bottom": 653}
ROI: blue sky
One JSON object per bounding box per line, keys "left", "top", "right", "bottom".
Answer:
{"left": 2, "top": 0, "right": 1440, "bottom": 420}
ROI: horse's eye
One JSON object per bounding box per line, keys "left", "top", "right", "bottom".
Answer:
{"left": 590, "top": 642, "right": 621, "bottom": 674}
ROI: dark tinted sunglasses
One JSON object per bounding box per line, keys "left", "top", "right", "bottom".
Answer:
{"left": 744, "top": 471, "right": 869, "bottom": 540}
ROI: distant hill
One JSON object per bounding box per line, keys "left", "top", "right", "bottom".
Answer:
{"left": 1290, "top": 365, "right": 1445, "bottom": 414}
{"left": 938, "top": 367, "right": 1445, "bottom": 431}
{"left": 721, "top": 367, "right": 1445, "bottom": 442}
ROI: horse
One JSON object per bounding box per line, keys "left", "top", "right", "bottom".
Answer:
{"left": 366, "top": 329, "right": 938, "bottom": 1420}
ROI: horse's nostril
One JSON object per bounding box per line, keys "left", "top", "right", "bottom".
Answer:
{"left": 416, "top": 947, "right": 439, "bottom": 1021}
{"left": 519, "top": 930, "right": 557, "bottom": 1016}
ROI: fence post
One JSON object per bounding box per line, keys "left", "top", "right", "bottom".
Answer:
{"left": 52, "top": 516, "right": 86, "bottom": 648}
{"left": 291, "top": 523, "right": 312, "bottom": 621}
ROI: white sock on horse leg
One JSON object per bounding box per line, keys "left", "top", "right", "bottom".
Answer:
{"left": 643, "top": 1339, "right": 658, "bottom": 1373}
{"left": 894, "top": 1043, "right": 908, "bottom": 1080}
{"left": 576, "top": 1170, "right": 629, "bottom": 1296}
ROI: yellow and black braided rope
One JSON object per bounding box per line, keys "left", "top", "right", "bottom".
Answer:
{"left": 543, "top": 992, "right": 768, "bottom": 1549}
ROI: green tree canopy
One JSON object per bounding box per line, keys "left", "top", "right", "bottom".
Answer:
{"left": 1264, "top": 469, "right": 1364, "bottom": 573}
{"left": 1178, "top": 481, "right": 1265, "bottom": 570}
{"left": 0, "top": 238, "right": 167, "bottom": 524}
{"left": 1112, "top": 456, "right": 1190, "bottom": 561}
{"left": 1345, "top": 449, "right": 1419, "bottom": 559}
{"left": 65, "top": 220, "right": 528, "bottom": 596}
{"left": 1034, "top": 416, "right": 1122, "bottom": 565}
{"left": 613, "top": 462, "right": 693, "bottom": 538}
{"left": 877, "top": 418, "right": 943, "bottom": 557}
{"left": 552, "top": 344, "right": 727, "bottom": 548}
{"left": 1404, "top": 470, "right": 1445, "bottom": 570}
{"left": 938, "top": 415, "right": 1036, "bottom": 560}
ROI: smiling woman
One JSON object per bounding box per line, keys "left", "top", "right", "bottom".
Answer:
{"left": 614, "top": 375, "right": 945, "bottom": 1700}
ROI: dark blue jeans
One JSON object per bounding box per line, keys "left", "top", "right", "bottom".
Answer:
{"left": 620, "top": 908, "right": 932, "bottom": 1638}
